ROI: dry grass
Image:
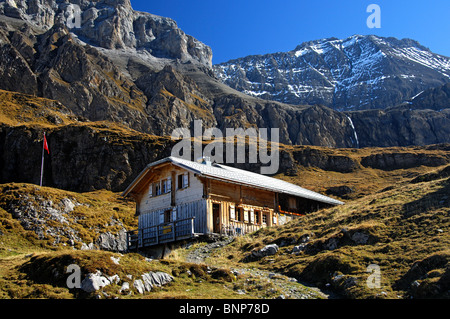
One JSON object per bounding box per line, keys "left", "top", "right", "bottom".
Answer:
{"left": 0, "top": 183, "right": 137, "bottom": 252}
{"left": 209, "top": 175, "right": 450, "bottom": 299}
{"left": 0, "top": 89, "right": 77, "bottom": 127}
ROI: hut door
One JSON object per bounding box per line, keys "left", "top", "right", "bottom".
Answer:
{"left": 213, "top": 203, "right": 221, "bottom": 233}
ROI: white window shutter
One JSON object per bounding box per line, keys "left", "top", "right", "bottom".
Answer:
{"left": 183, "top": 173, "right": 189, "bottom": 188}
{"left": 148, "top": 185, "right": 152, "bottom": 197}
{"left": 172, "top": 208, "right": 177, "bottom": 221}
{"left": 230, "top": 204, "right": 235, "bottom": 220}
{"left": 159, "top": 211, "right": 164, "bottom": 224}
{"left": 167, "top": 177, "right": 172, "bottom": 192}
{"left": 244, "top": 208, "right": 249, "bottom": 222}
{"left": 250, "top": 209, "right": 255, "bottom": 223}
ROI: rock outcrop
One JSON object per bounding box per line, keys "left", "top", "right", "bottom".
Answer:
{"left": 0, "top": 123, "right": 173, "bottom": 192}
{"left": 0, "top": 0, "right": 213, "bottom": 67}
{"left": 347, "top": 107, "right": 450, "bottom": 147}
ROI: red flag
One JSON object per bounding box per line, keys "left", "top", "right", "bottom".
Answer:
{"left": 43, "top": 134, "right": 49, "bottom": 154}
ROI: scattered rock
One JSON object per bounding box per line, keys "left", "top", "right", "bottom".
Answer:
{"left": 81, "top": 243, "right": 95, "bottom": 250}
{"left": 133, "top": 279, "right": 145, "bottom": 294}
{"left": 96, "top": 229, "right": 127, "bottom": 252}
{"left": 119, "top": 282, "right": 130, "bottom": 294}
{"left": 291, "top": 244, "right": 307, "bottom": 255}
{"left": 250, "top": 244, "right": 279, "bottom": 260}
{"left": 81, "top": 271, "right": 111, "bottom": 293}
{"left": 60, "top": 198, "right": 75, "bottom": 213}
{"left": 110, "top": 256, "right": 120, "bottom": 265}
{"left": 108, "top": 274, "right": 120, "bottom": 285}
{"left": 351, "top": 232, "right": 370, "bottom": 245}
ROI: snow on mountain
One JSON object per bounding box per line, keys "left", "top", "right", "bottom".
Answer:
{"left": 214, "top": 35, "right": 450, "bottom": 110}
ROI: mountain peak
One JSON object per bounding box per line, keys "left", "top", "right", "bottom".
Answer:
{"left": 0, "top": 0, "right": 213, "bottom": 67}
{"left": 214, "top": 35, "right": 450, "bottom": 110}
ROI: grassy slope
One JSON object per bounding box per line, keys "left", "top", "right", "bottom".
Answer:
{"left": 0, "top": 164, "right": 448, "bottom": 299}
{"left": 209, "top": 168, "right": 450, "bottom": 299}
{"left": 0, "top": 88, "right": 449, "bottom": 299}
{"left": 0, "top": 183, "right": 317, "bottom": 299}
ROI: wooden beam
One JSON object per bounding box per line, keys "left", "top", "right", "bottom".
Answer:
{"left": 275, "top": 193, "right": 279, "bottom": 213}
{"left": 171, "top": 170, "right": 176, "bottom": 206}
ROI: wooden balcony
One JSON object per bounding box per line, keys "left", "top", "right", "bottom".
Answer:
{"left": 126, "top": 217, "right": 196, "bottom": 250}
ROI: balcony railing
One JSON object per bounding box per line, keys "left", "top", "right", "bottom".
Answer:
{"left": 126, "top": 217, "right": 196, "bottom": 250}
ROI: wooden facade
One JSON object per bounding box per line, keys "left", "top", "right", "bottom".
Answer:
{"left": 123, "top": 157, "right": 342, "bottom": 250}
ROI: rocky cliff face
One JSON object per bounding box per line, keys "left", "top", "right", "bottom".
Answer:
{"left": 0, "top": 123, "right": 174, "bottom": 192}
{"left": 0, "top": 8, "right": 361, "bottom": 148}
{"left": 0, "top": 0, "right": 213, "bottom": 66}
{"left": 214, "top": 35, "right": 450, "bottom": 111}
{"left": 347, "top": 107, "right": 450, "bottom": 147}
{"left": 408, "top": 83, "right": 450, "bottom": 111}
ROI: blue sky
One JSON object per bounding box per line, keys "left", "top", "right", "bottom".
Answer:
{"left": 131, "top": 0, "right": 450, "bottom": 64}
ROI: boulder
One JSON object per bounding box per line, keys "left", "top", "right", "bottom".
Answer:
{"left": 351, "top": 232, "right": 370, "bottom": 245}
{"left": 141, "top": 273, "right": 154, "bottom": 292}
{"left": 141, "top": 271, "right": 174, "bottom": 291}
{"left": 96, "top": 229, "right": 127, "bottom": 252}
{"left": 250, "top": 244, "right": 279, "bottom": 260}
{"left": 132, "top": 271, "right": 173, "bottom": 294}
{"left": 81, "top": 272, "right": 111, "bottom": 293}
{"left": 133, "top": 279, "right": 145, "bottom": 294}
{"left": 326, "top": 186, "right": 354, "bottom": 199}
{"left": 108, "top": 274, "right": 120, "bottom": 284}
{"left": 119, "top": 282, "right": 130, "bottom": 294}
{"left": 291, "top": 244, "right": 307, "bottom": 255}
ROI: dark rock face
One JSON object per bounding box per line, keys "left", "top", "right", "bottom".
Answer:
{"left": 0, "top": 124, "right": 173, "bottom": 192}
{"left": 291, "top": 147, "right": 359, "bottom": 173}
{"left": 212, "top": 97, "right": 357, "bottom": 147}
{"left": 408, "top": 83, "right": 450, "bottom": 111}
{"left": 347, "top": 107, "right": 450, "bottom": 147}
{"left": 214, "top": 35, "right": 450, "bottom": 111}
{"left": 360, "top": 152, "right": 449, "bottom": 171}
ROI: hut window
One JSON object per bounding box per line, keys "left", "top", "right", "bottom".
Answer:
{"left": 154, "top": 182, "right": 161, "bottom": 196}
{"left": 162, "top": 178, "right": 171, "bottom": 194}
{"left": 262, "top": 213, "right": 268, "bottom": 225}
{"left": 255, "top": 211, "right": 260, "bottom": 224}
{"left": 164, "top": 209, "right": 172, "bottom": 223}
{"left": 288, "top": 197, "right": 297, "bottom": 210}
{"left": 237, "top": 207, "right": 244, "bottom": 222}
{"left": 178, "top": 173, "right": 189, "bottom": 189}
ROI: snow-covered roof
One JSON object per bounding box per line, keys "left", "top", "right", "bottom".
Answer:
{"left": 123, "top": 156, "right": 344, "bottom": 206}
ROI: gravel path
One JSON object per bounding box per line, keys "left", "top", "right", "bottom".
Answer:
{"left": 183, "top": 237, "right": 330, "bottom": 299}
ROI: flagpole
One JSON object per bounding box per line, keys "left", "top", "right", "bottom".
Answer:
{"left": 40, "top": 132, "right": 45, "bottom": 187}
